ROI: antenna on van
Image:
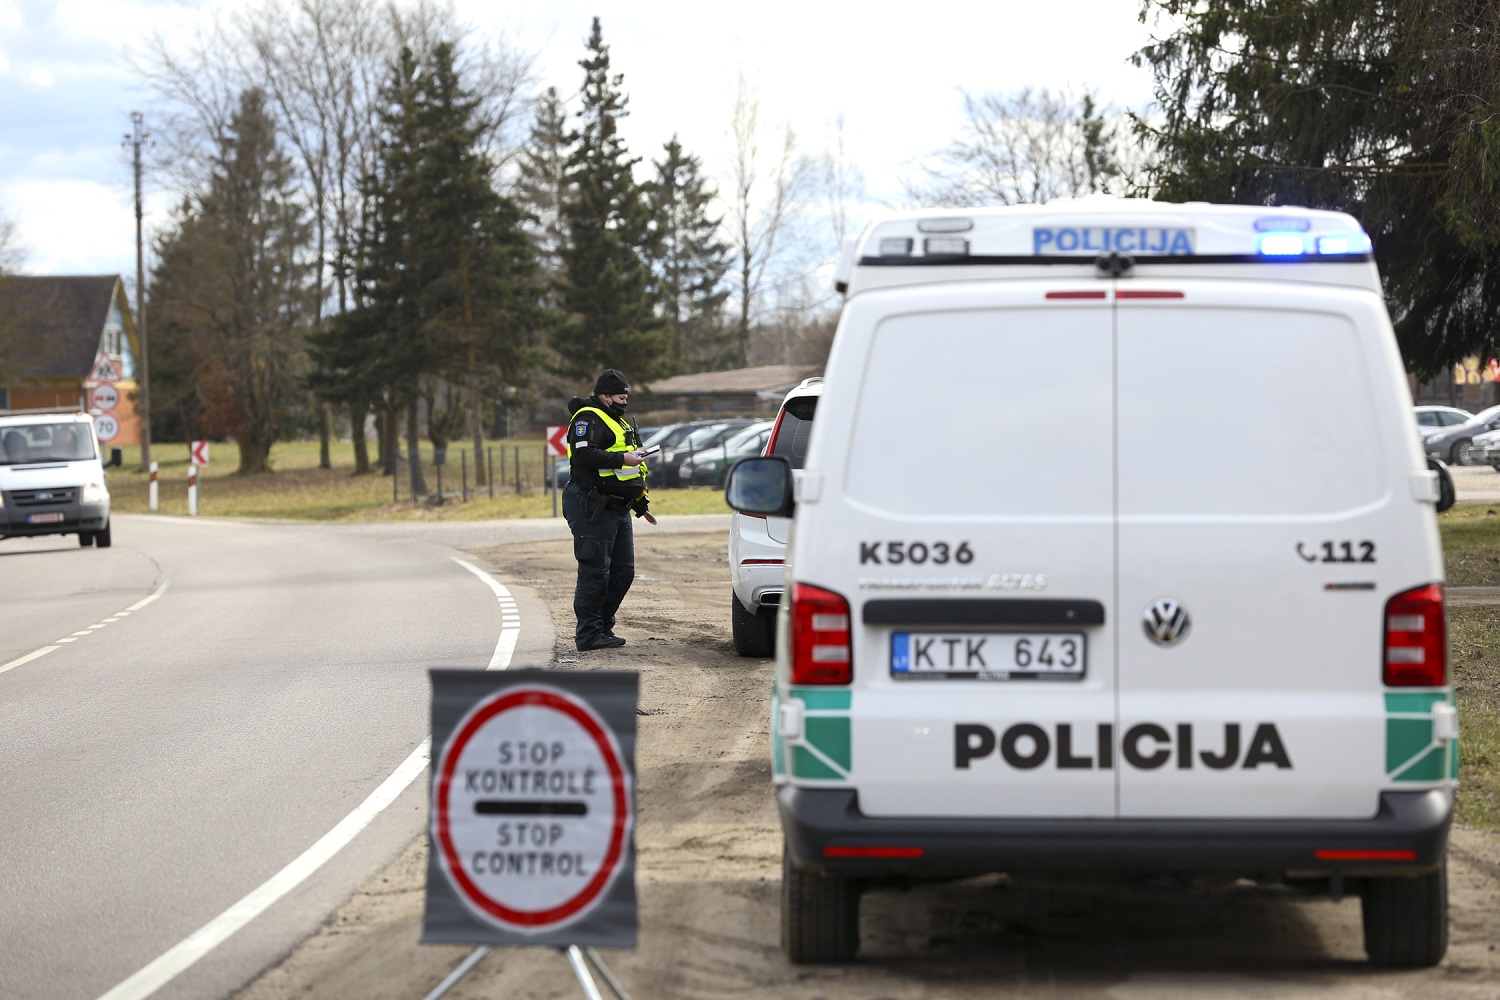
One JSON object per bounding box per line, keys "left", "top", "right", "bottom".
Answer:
{"left": 1095, "top": 252, "right": 1135, "bottom": 278}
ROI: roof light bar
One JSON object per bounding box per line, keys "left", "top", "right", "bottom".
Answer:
{"left": 923, "top": 237, "right": 969, "bottom": 256}
{"left": 1317, "top": 233, "right": 1373, "bottom": 255}
{"left": 917, "top": 217, "right": 973, "bottom": 234}
{"left": 1254, "top": 216, "right": 1312, "bottom": 232}
{"left": 1257, "top": 233, "right": 1307, "bottom": 257}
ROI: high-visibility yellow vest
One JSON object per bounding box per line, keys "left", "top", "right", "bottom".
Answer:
{"left": 568, "top": 406, "right": 645, "bottom": 482}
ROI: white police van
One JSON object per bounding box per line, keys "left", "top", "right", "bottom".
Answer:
{"left": 725, "top": 199, "right": 1457, "bottom": 967}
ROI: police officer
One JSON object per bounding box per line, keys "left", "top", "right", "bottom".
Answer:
{"left": 563, "top": 369, "right": 654, "bottom": 651}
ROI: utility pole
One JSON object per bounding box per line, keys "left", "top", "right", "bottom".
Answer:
{"left": 125, "top": 112, "right": 152, "bottom": 472}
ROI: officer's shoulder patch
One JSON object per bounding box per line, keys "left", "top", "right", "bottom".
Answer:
{"left": 574, "top": 420, "right": 589, "bottom": 435}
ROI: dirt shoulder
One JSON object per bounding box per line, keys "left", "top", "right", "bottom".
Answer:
{"left": 235, "top": 530, "right": 1500, "bottom": 1000}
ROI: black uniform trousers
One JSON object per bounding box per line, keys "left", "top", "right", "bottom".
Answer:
{"left": 562, "top": 482, "right": 635, "bottom": 646}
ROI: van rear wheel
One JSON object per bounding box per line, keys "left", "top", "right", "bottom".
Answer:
{"left": 1361, "top": 859, "right": 1448, "bottom": 968}
{"left": 731, "top": 594, "right": 775, "bottom": 658}
{"left": 781, "top": 843, "right": 859, "bottom": 964}
{"left": 94, "top": 520, "right": 112, "bottom": 549}
{"left": 78, "top": 531, "right": 93, "bottom": 547}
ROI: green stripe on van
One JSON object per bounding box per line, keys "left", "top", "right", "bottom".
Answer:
{"left": 804, "top": 716, "right": 852, "bottom": 771}
{"left": 791, "top": 745, "right": 844, "bottom": 780}
{"left": 791, "top": 688, "right": 851, "bottom": 711}
{"left": 1384, "top": 691, "right": 1447, "bottom": 714}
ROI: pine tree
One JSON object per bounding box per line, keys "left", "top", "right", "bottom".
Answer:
{"left": 515, "top": 87, "right": 573, "bottom": 288}
{"left": 556, "top": 18, "right": 666, "bottom": 383}
{"left": 649, "top": 137, "right": 733, "bottom": 373}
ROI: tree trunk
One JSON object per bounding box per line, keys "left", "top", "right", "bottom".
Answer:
{"left": 237, "top": 436, "right": 273, "bottom": 475}
{"left": 375, "top": 403, "right": 393, "bottom": 476}
{"left": 318, "top": 398, "right": 332, "bottom": 469}
{"left": 406, "top": 397, "right": 427, "bottom": 496}
{"left": 350, "top": 399, "right": 370, "bottom": 475}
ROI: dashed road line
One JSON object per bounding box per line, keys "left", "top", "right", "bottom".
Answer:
{"left": 451, "top": 558, "right": 522, "bottom": 672}
{"left": 3, "top": 580, "right": 169, "bottom": 678}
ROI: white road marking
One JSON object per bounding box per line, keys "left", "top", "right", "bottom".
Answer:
{"left": 56, "top": 638, "right": 78, "bottom": 644}
{"left": 94, "top": 739, "right": 434, "bottom": 1000}
{"left": 450, "top": 558, "right": 521, "bottom": 672}
{"left": 127, "top": 580, "right": 170, "bottom": 613}
{"left": 0, "top": 646, "right": 59, "bottom": 676}
{"left": 92, "top": 559, "right": 522, "bottom": 999}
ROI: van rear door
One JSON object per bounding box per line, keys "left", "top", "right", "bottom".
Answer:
{"left": 1113, "top": 280, "right": 1426, "bottom": 820}
{"left": 832, "top": 281, "right": 1117, "bottom": 819}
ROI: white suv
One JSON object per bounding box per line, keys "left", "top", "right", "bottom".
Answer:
{"left": 727, "top": 201, "right": 1456, "bottom": 968}
{"left": 728, "top": 377, "right": 822, "bottom": 656}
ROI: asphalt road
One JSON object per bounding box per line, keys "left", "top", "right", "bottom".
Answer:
{"left": 0, "top": 513, "right": 725, "bottom": 1000}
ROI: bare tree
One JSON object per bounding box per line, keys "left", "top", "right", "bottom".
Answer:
{"left": 727, "top": 74, "right": 815, "bottom": 367}
{"left": 822, "top": 112, "right": 864, "bottom": 249}
{"left": 906, "top": 86, "right": 1129, "bottom": 207}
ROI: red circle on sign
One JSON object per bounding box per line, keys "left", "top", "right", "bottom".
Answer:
{"left": 434, "top": 687, "right": 629, "bottom": 928}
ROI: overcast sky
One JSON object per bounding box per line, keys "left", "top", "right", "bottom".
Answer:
{"left": 0, "top": 0, "right": 1164, "bottom": 278}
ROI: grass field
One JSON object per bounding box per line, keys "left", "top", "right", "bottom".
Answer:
{"left": 1452, "top": 607, "right": 1500, "bottom": 829}
{"left": 105, "top": 439, "right": 730, "bottom": 521}
{"left": 1438, "top": 504, "right": 1500, "bottom": 586}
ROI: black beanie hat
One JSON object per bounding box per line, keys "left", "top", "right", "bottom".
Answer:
{"left": 594, "top": 369, "right": 629, "bottom": 395}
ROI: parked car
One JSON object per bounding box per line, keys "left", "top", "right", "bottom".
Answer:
{"left": 657, "top": 419, "right": 757, "bottom": 486}
{"left": 1414, "top": 405, "right": 1472, "bottom": 440}
{"left": 727, "top": 378, "right": 821, "bottom": 656}
{"left": 1424, "top": 403, "right": 1500, "bottom": 465}
{"left": 1473, "top": 428, "right": 1500, "bottom": 470}
{"left": 678, "top": 421, "right": 774, "bottom": 488}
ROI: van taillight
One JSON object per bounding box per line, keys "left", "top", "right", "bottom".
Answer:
{"left": 791, "top": 583, "right": 852, "bottom": 685}
{"left": 1383, "top": 584, "right": 1447, "bottom": 687}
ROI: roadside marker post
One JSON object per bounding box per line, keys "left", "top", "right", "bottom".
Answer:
{"left": 423, "top": 670, "right": 638, "bottom": 999}
{"left": 188, "top": 465, "right": 198, "bottom": 516}
{"left": 148, "top": 461, "right": 158, "bottom": 512}
{"left": 546, "top": 427, "right": 569, "bottom": 519}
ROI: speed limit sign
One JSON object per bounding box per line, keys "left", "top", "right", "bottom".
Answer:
{"left": 93, "top": 413, "right": 120, "bottom": 443}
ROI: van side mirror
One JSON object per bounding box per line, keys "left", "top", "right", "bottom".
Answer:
{"left": 725, "top": 456, "right": 794, "bottom": 517}
{"left": 109, "top": 447, "right": 123, "bottom": 468}
{"left": 1428, "top": 457, "right": 1456, "bottom": 513}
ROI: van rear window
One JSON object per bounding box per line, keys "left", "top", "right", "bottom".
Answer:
{"left": 845, "top": 309, "right": 1113, "bottom": 517}
{"left": 1117, "top": 308, "right": 1383, "bottom": 516}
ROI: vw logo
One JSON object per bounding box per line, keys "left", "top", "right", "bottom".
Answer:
{"left": 1142, "top": 598, "right": 1191, "bottom": 647}
{"left": 37, "top": 492, "right": 52, "bottom": 500}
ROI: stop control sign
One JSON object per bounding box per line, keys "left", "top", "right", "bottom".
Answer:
{"left": 424, "top": 670, "right": 638, "bottom": 947}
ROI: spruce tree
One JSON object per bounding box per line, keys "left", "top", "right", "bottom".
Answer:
{"left": 515, "top": 86, "right": 573, "bottom": 289}
{"left": 649, "top": 136, "right": 733, "bottom": 373}
{"left": 556, "top": 18, "right": 666, "bottom": 382}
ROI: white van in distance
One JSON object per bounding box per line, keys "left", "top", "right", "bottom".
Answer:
{"left": 0, "top": 411, "right": 118, "bottom": 547}
{"left": 726, "top": 199, "right": 1456, "bottom": 968}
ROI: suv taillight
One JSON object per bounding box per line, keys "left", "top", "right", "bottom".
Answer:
{"left": 1383, "top": 584, "right": 1447, "bottom": 687}
{"left": 791, "top": 583, "right": 852, "bottom": 685}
